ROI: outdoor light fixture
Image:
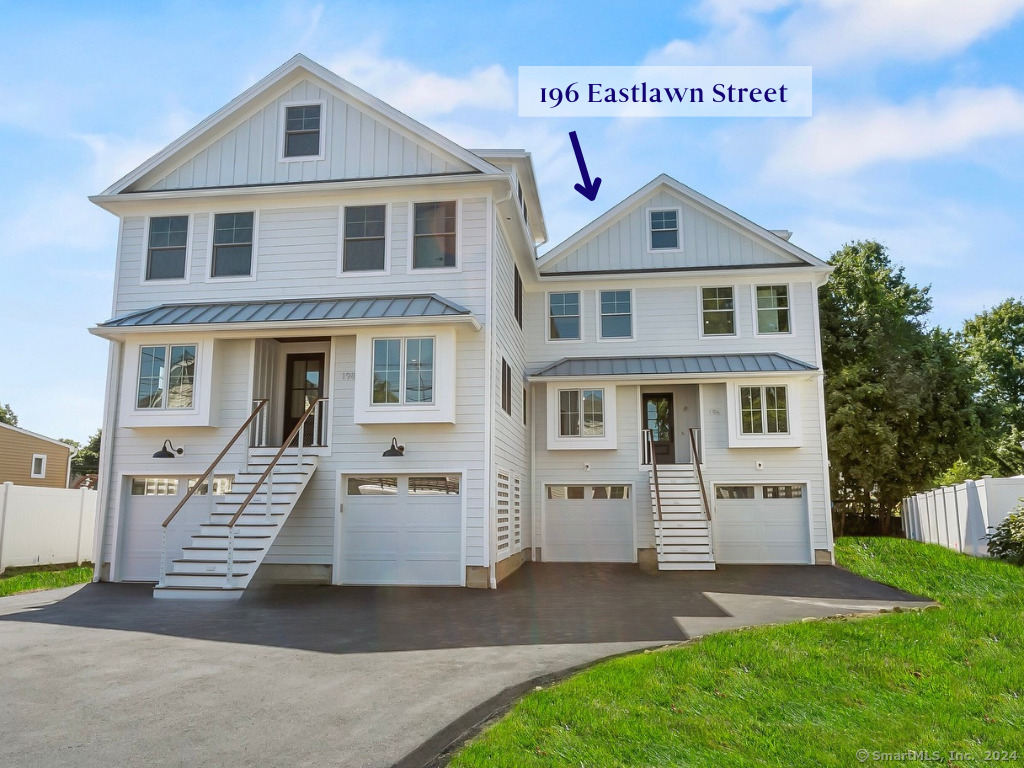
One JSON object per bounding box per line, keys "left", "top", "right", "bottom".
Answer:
{"left": 382, "top": 437, "right": 405, "bottom": 457}
{"left": 153, "top": 440, "right": 183, "bottom": 459}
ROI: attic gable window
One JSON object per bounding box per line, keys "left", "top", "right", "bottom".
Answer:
{"left": 649, "top": 209, "right": 679, "bottom": 250}
{"left": 284, "top": 104, "right": 322, "bottom": 158}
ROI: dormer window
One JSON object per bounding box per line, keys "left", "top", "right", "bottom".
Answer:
{"left": 649, "top": 209, "right": 680, "bottom": 250}
{"left": 283, "top": 104, "right": 322, "bottom": 158}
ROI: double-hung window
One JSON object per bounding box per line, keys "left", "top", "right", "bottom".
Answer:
{"left": 372, "top": 338, "right": 434, "bottom": 405}
{"left": 599, "top": 290, "right": 632, "bottom": 338}
{"left": 756, "top": 285, "right": 790, "bottom": 333}
{"left": 650, "top": 209, "right": 679, "bottom": 250}
{"left": 739, "top": 385, "right": 788, "bottom": 434}
{"left": 343, "top": 205, "right": 386, "bottom": 271}
{"left": 137, "top": 344, "right": 197, "bottom": 410}
{"left": 501, "top": 358, "right": 512, "bottom": 415}
{"left": 413, "top": 201, "right": 456, "bottom": 268}
{"left": 146, "top": 216, "right": 188, "bottom": 280}
{"left": 211, "top": 212, "right": 254, "bottom": 278}
{"left": 548, "top": 292, "right": 580, "bottom": 340}
{"left": 701, "top": 287, "right": 735, "bottom": 335}
{"left": 283, "top": 104, "right": 322, "bottom": 158}
{"left": 558, "top": 388, "right": 604, "bottom": 437}
{"left": 513, "top": 265, "right": 523, "bottom": 328}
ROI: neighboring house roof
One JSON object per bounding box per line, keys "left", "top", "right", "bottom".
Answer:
{"left": 530, "top": 353, "right": 818, "bottom": 378}
{"left": 97, "top": 294, "right": 474, "bottom": 328}
{"left": 0, "top": 422, "right": 74, "bottom": 452}
{"left": 99, "top": 54, "right": 502, "bottom": 196}
{"left": 537, "top": 174, "right": 831, "bottom": 275}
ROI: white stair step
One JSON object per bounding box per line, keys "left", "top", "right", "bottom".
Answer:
{"left": 153, "top": 586, "right": 245, "bottom": 600}
{"left": 658, "top": 562, "right": 717, "bottom": 571}
{"left": 658, "top": 553, "right": 716, "bottom": 562}
{"left": 659, "top": 544, "right": 712, "bottom": 554}
{"left": 162, "top": 573, "right": 249, "bottom": 588}
{"left": 171, "top": 560, "right": 257, "bottom": 575}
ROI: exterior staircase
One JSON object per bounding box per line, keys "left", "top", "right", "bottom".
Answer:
{"left": 649, "top": 464, "right": 716, "bottom": 571}
{"left": 154, "top": 448, "right": 318, "bottom": 599}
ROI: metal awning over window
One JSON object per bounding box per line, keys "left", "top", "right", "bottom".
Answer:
{"left": 530, "top": 353, "right": 817, "bottom": 379}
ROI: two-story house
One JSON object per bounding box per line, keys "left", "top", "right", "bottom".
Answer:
{"left": 88, "top": 55, "right": 833, "bottom": 598}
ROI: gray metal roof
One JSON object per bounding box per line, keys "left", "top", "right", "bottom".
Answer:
{"left": 531, "top": 353, "right": 817, "bottom": 378}
{"left": 100, "top": 294, "right": 472, "bottom": 328}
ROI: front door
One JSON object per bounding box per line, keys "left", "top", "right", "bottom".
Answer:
{"left": 284, "top": 353, "right": 324, "bottom": 446}
{"left": 642, "top": 393, "right": 674, "bottom": 464}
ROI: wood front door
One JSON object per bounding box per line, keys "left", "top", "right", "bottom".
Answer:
{"left": 284, "top": 353, "right": 324, "bottom": 446}
{"left": 642, "top": 393, "right": 674, "bottom": 464}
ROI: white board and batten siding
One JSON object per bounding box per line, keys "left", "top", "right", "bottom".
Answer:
{"left": 540, "top": 189, "right": 803, "bottom": 275}
{"left": 491, "top": 221, "right": 531, "bottom": 562}
{"left": 113, "top": 196, "right": 491, "bottom": 317}
{"left": 141, "top": 79, "right": 472, "bottom": 192}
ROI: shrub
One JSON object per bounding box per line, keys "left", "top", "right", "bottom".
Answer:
{"left": 986, "top": 499, "right": 1024, "bottom": 565}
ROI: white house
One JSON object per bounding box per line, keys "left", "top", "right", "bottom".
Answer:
{"left": 88, "top": 55, "right": 834, "bottom": 598}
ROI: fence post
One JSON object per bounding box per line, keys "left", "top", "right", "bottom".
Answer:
{"left": 75, "top": 487, "right": 87, "bottom": 565}
{"left": 0, "top": 482, "right": 10, "bottom": 574}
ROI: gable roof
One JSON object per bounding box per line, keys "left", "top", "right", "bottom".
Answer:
{"left": 0, "top": 422, "right": 75, "bottom": 452}
{"left": 537, "top": 174, "right": 830, "bottom": 274}
{"left": 101, "top": 54, "right": 502, "bottom": 195}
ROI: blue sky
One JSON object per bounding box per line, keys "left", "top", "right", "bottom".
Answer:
{"left": 1, "top": 1, "right": 1023, "bottom": 442}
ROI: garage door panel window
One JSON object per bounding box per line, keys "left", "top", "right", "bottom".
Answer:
{"left": 131, "top": 477, "right": 180, "bottom": 496}
{"left": 763, "top": 485, "right": 803, "bottom": 499}
{"left": 547, "top": 485, "right": 586, "bottom": 500}
{"left": 716, "top": 485, "right": 755, "bottom": 499}
{"left": 409, "top": 476, "right": 461, "bottom": 496}
{"left": 739, "top": 385, "right": 788, "bottom": 435}
{"left": 591, "top": 485, "right": 630, "bottom": 499}
{"left": 347, "top": 476, "right": 399, "bottom": 495}
{"left": 558, "top": 388, "right": 604, "bottom": 437}
{"left": 187, "top": 476, "right": 232, "bottom": 496}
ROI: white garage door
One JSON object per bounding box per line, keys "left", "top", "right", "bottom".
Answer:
{"left": 713, "top": 484, "right": 810, "bottom": 564}
{"left": 544, "top": 484, "right": 634, "bottom": 562}
{"left": 341, "top": 475, "right": 463, "bottom": 586}
{"left": 118, "top": 476, "right": 219, "bottom": 581}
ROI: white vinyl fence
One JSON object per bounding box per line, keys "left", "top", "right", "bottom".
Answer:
{"left": 902, "top": 476, "right": 1024, "bottom": 556}
{"left": 0, "top": 482, "right": 98, "bottom": 573}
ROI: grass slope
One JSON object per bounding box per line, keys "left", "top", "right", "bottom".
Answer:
{"left": 0, "top": 566, "right": 93, "bottom": 597}
{"left": 451, "top": 538, "right": 1024, "bottom": 767}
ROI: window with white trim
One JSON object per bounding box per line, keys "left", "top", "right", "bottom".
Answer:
{"left": 558, "top": 388, "right": 604, "bottom": 437}
{"left": 650, "top": 209, "right": 679, "bottom": 249}
{"left": 513, "top": 265, "right": 523, "bottom": 328}
{"left": 283, "top": 104, "right": 322, "bottom": 158}
{"left": 146, "top": 216, "right": 188, "bottom": 280}
{"left": 371, "top": 337, "right": 434, "bottom": 405}
{"left": 548, "top": 292, "right": 580, "bottom": 340}
{"left": 702, "top": 287, "right": 735, "bottom": 335}
{"left": 30, "top": 454, "right": 46, "bottom": 479}
{"left": 211, "top": 212, "right": 254, "bottom": 277}
{"left": 756, "top": 285, "right": 790, "bottom": 333}
{"left": 136, "top": 344, "right": 197, "bottom": 410}
{"left": 739, "top": 385, "right": 789, "bottom": 434}
{"left": 343, "top": 205, "right": 386, "bottom": 271}
{"left": 599, "top": 290, "right": 632, "bottom": 338}
{"left": 131, "top": 477, "right": 179, "bottom": 496}
{"left": 501, "top": 358, "right": 512, "bottom": 415}
{"left": 413, "top": 201, "right": 456, "bottom": 268}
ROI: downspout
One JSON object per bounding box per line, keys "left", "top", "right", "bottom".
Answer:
{"left": 65, "top": 447, "right": 78, "bottom": 489}
{"left": 91, "top": 340, "right": 122, "bottom": 581}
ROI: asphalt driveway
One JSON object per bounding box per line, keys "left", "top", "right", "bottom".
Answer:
{"left": 0, "top": 563, "right": 929, "bottom": 767}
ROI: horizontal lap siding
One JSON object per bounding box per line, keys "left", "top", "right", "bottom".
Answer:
{"left": 113, "top": 197, "right": 490, "bottom": 317}
{"left": 701, "top": 382, "right": 829, "bottom": 549}
{"left": 542, "top": 190, "right": 802, "bottom": 274}
{"left": 144, "top": 79, "right": 470, "bottom": 191}
{"left": 491, "top": 222, "right": 531, "bottom": 555}
{"left": 525, "top": 280, "right": 820, "bottom": 369}
{"left": 100, "top": 339, "right": 254, "bottom": 565}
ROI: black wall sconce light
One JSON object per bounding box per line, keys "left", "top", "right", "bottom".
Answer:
{"left": 382, "top": 437, "right": 405, "bottom": 457}
{"left": 153, "top": 440, "right": 183, "bottom": 459}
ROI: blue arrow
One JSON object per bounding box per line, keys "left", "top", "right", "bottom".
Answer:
{"left": 569, "top": 131, "right": 602, "bottom": 201}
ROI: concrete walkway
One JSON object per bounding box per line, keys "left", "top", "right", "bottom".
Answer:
{"left": 0, "top": 564, "right": 930, "bottom": 767}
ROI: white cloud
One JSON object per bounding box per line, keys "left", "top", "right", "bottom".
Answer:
{"left": 328, "top": 45, "right": 514, "bottom": 119}
{"left": 648, "top": 0, "right": 1024, "bottom": 68}
{"left": 764, "top": 87, "right": 1024, "bottom": 179}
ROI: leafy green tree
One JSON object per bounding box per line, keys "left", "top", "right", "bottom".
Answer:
{"left": 820, "top": 241, "right": 984, "bottom": 535}
{"left": 61, "top": 429, "right": 101, "bottom": 477}
{"left": 959, "top": 298, "right": 1024, "bottom": 476}
{"left": 0, "top": 402, "right": 16, "bottom": 426}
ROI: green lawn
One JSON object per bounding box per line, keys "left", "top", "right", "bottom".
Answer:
{"left": 0, "top": 565, "right": 94, "bottom": 597}
{"left": 451, "top": 538, "right": 1024, "bottom": 767}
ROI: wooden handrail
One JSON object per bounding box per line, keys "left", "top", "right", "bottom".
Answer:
{"left": 645, "top": 429, "right": 663, "bottom": 522}
{"left": 227, "top": 398, "right": 325, "bottom": 528}
{"left": 689, "top": 427, "right": 711, "bottom": 521}
{"left": 162, "top": 399, "right": 269, "bottom": 528}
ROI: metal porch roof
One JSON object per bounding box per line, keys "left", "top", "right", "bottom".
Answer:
{"left": 99, "top": 294, "right": 473, "bottom": 328}
{"left": 530, "top": 353, "right": 817, "bottom": 378}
